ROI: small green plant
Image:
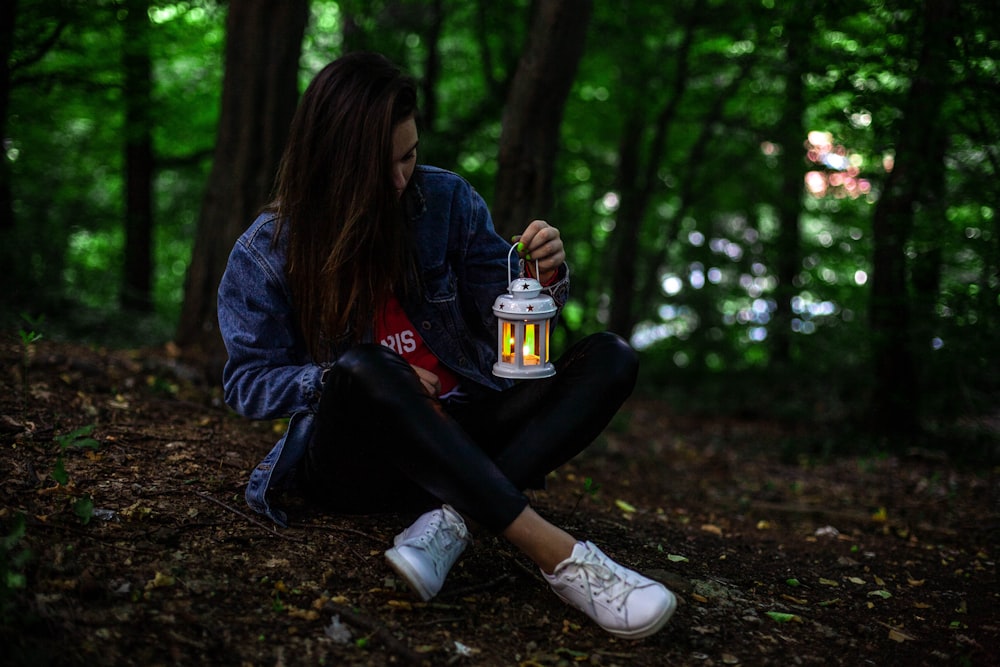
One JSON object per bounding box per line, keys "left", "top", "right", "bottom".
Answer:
{"left": 17, "top": 313, "right": 44, "bottom": 407}
{"left": 571, "top": 476, "right": 602, "bottom": 513}
{"left": 1, "top": 514, "right": 32, "bottom": 622}
{"left": 51, "top": 425, "right": 101, "bottom": 524}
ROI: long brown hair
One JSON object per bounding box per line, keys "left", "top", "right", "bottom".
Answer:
{"left": 270, "top": 52, "right": 419, "bottom": 360}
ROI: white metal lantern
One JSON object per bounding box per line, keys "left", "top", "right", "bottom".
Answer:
{"left": 492, "top": 245, "right": 557, "bottom": 379}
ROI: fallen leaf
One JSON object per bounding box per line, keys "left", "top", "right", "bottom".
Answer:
{"left": 701, "top": 523, "right": 723, "bottom": 536}
{"left": 765, "top": 611, "right": 802, "bottom": 623}
{"left": 871, "top": 507, "right": 888, "bottom": 522}
{"left": 387, "top": 599, "right": 413, "bottom": 610}
{"left": 667, "top": 554, "right": 689, "bottom": 563}
{"left": 781, "top": 594, "right": 808, "bottom": 605}
{"left": 868, "top": 589, "right": 892, "bottom": 599}
{"left": 847, "top": 577, "right": 866, "bottom": 585}
{"left": 692, "top": 593, "right": 709, "bottom": 603}
{"left": 615, "top": 499, "right": 637, "bottom": 513}
{"left": 819, "top": 578, "right": 839, "bottom": 587}
{"left": 144, "top": 571, "right": 174, "bottom": 590}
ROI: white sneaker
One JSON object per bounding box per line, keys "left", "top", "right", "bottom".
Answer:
{"left": 543, "top": 541, "right": 676, "bottom": 639}
{"left": 384, "top": 505, "right": 470, "bottom": 601}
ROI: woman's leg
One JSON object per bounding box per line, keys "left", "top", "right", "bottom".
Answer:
{"left": 448, "top": 331, "right": 639, "bottom": 490}
{"left": 299, "top": 344, "right": 530, "bottom": 532}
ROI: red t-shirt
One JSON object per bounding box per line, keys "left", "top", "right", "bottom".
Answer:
{"left": 375, "top": 295, "right": 460, "bottom": 397}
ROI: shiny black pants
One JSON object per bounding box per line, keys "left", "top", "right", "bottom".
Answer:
{"left": 299, "top": 331, "right": 638, "bottom": 533}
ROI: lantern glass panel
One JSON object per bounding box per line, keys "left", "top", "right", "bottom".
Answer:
{"left": 501, "top": 321, "right": 516, "bottom": 364}
{"left": 544, "top": 322, "right": 550, "bottom": 362}
{"left": 523, "top": 323, "right": 540, "bottom": 365}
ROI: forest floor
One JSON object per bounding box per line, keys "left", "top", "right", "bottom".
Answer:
{"left": 1, "top": 336, "right": 998, "bottom": 666}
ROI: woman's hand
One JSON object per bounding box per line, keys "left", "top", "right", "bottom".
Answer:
{"left": 514, "top": 220, "right": 565, "bottom": 285}
{"left": 411, "top": 364, "right": 441, "bottom": 397}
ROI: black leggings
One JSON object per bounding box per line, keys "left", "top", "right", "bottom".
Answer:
{"left": 299, "top": 331, "right": 638, "bottom": 533}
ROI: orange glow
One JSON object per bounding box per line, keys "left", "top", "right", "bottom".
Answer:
{"left": 502, "top": 321, "right": 516, "bottom": 364}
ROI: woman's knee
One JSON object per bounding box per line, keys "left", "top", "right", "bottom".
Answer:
{"left": 324, "top": 344, "right": 415, "bottom": 399}
{"left": 582, "top": 331, "right": 639, "bottom": 388}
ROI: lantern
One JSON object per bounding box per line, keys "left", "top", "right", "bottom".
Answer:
{"left": 492, "top": 246, "right": 557, "bottom": 379}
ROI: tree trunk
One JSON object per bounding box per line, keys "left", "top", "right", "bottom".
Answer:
{"left": 770, "top": 9, "right": 809, "bottom": 366}
{"left": 0, "top": 0, "right": 17, "bottom": 234}
{"left": 122, "top": 0, "right": 153, "bottom": 311}
{"left": 175, "top": 0, "right": 308, "bottom": 360}
{"left": 605, "top": 4, "right": 699, "bottom": 337}
{"left": 869, "top": 0, "right": 955, "bottom": 441}
{"left": 493, "top": 0, "right": 593, "bottom": 239}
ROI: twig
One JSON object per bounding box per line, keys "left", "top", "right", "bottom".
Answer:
{"left": 324, "top": 601, "right": 427, "bottom": 665}
{"left": 195, "top": 490, "right": 304, "bottom": 543}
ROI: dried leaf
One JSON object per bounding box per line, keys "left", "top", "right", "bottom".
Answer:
{"left": 667, "top": 554, "right": 689, "bottom": 563}
{"left": 615, "top": 499, "right": 637, "bottom": 513}
{"left": 781, "top": 594, "right": 808, "bottom": 605}
{"left": 144, "top": 571, "right": 175, "bottom": 590}
{"left": 847, "top": 577, "right": 866, "bottom": 585}
{"left": 868, "top": 589, "right": 892, "bottom": 599}
{"left": 701, "top": 523, "right": 723, "bottom": 536}
{"left": 819, "top": 578, "right": 839, "bottom": 587}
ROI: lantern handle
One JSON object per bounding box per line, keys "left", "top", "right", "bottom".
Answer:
{"left": 507, "top": 243, "right": 541, "bottom": 284}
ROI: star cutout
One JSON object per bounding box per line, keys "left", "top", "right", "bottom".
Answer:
{"left": 520, "top": 282, "right": 531, "bottom": 290}
{"left": 527, "top": 305, "right": 534, "bottom": 311}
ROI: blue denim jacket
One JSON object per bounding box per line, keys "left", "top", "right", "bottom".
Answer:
{"left": 217, "top": 166, "right": 569, "bottom": 526}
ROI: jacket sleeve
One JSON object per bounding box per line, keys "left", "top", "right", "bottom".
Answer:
{"left": 217, "top": 238, "right": 324, "bottom": 421}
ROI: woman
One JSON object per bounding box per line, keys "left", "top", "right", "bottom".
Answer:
{"left": 217, "top": 51, "right": 676, "bottom": 639}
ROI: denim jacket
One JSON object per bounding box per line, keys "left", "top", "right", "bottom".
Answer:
{"left": 217, "top": 166, "right": 569, "bottom": 526}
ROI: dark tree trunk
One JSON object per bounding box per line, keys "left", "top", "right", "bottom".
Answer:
{"left": 770, "top": 9, "right": 809, "bottom": 366}
{"left": 493, "top": 0, "right": 593, "bottom": 239}
{"left": 175, "top": 0, "right": 309, "bottom": 360}
{"left": 121, "top": 0, "right": 153, "bottom": 312}
{"left": 869, "top": 0, "right": 955, "bottom": 441}
{"left": 0, "top": 0, "right": 17, "bottom": 234}
{"left": 605, "top": 4, "right": 699, "bottom": 337}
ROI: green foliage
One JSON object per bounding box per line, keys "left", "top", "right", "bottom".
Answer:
{"left": 2, "top": 0, "right": 998, "bottom": 448}
{"left": 50, "top": 425, "right": 99, "bottom": 523}
{"left": 0, "top": 513, "right": 32, "bottom": 622}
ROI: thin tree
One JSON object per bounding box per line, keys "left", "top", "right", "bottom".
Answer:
{"left": 0, "top": 0, "right": 16, "bottom": 234}
{"left": 869, "top": 0, "right": 956, "bottom": 440}
{"left": 121, "top": 0, "right": 153, "bottom": 311}
{"left": 769, "top": 7, "right": 810, "bottom": 366}
{"left": 176, "top": 0, "right": 308, "bottom": 360}
{"left": 493, "top": 0, "right": 593, "bottom": 239}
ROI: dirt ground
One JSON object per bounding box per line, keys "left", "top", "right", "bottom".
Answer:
{"left": 1, "top": 337, "right": 998, "bottom": 666}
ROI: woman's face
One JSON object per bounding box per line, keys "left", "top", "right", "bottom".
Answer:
{"left": 391, "top": 116, "right": 419, "bottom": 197}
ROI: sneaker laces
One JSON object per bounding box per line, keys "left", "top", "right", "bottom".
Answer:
{"left": 565, "top": 544, "right": 640, "bottom": 610}
{"left": 406, "top": 508, "right": 468, "bottom": 569}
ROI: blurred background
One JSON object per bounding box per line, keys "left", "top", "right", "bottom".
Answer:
{"left": 3, "top": 0, "right": 998, "bottom": 456}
